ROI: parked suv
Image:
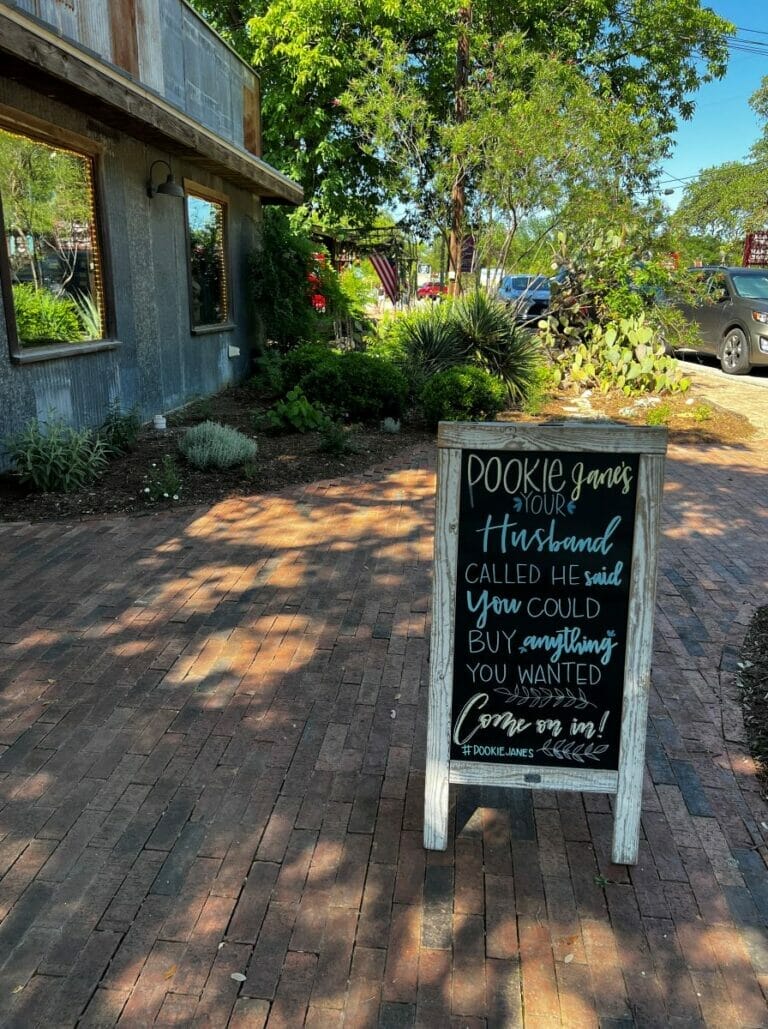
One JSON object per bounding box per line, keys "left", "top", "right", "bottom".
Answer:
{"left": 497, "top": 273, "right": 552, "bottom": 325}
{"left": 675, "top": 266, "right": 768, "bottom": 374}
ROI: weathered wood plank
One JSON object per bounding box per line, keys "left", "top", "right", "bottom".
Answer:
{"left": 449, "top": 762, "right": 618, "bottom": 793}
{"left": 424, "top": 447, "right": 461, "bottom": 851}
{"left": 437, "top": 421, "right": 668, "bottom": 454}
{"left": 612, "top": 452, "right": 665, "bottom": 863}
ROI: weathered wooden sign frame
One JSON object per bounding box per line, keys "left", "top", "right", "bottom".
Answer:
{"left": 424, "top": 421, "right": 667, "bottom": 865}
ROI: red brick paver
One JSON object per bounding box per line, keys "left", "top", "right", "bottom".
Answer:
{"left": 0, "top": 411, "right": 766, "bottom": 1026}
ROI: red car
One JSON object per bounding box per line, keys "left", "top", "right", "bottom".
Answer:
{"left": 417, "top": 282, "right": 448, "bottom": 301}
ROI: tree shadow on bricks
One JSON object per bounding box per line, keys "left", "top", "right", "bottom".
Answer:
{"left": 0, "top": 442, "right": 766, "bottom": 1024}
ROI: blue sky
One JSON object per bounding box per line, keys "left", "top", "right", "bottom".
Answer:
{"left": 661, "top": 0, "right": 768, "bottom": 207}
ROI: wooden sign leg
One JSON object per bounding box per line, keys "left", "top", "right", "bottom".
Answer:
{"left": 423, "top": 756, "right": 449, "bottom": 850}
{"left": 612, "top": 669, "right": 651, "bottom": 864}
{"left": 612, "top": 755, "right": 644, "bottom": 864}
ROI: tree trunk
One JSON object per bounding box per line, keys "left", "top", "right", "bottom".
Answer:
{"left": 448, "top": 5, "right": 470, "bottom": 296}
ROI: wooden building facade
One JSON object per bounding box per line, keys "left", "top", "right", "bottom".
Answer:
{"left": 0, "top": 0, "right": 302, "bottom": 469}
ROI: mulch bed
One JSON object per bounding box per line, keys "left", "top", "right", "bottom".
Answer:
{"left": 0, "top": 384, "right": 432, "bottom": 523}
{"left": 0, "top": 381, "right": 756, "bottom": 525}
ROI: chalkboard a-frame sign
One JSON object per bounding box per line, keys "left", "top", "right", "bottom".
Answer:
{"left": 424, "top": 421, "right": 667, "bottom": 865}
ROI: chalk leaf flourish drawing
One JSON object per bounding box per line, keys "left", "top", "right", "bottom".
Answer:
{"left": 538, "top": 739, "right": 610, "bottom": 763}
{"left": 495, "top": 686, "right": 596, "bottom": 710}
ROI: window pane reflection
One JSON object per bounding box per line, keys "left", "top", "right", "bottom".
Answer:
{"left": 0, "top": 126, "right": 105, "bottom": 347}
{"left": 187, "top": 194, "right": 228, "bottom": 326}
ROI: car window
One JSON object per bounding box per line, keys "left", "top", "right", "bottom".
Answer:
{"left": 706, "top": 274, "right": 729, "bottom": 302}
{"left": 506, "top": 276, "right": 532, "bottom": 290}
{"left": 730, "top": 274, "right": 768, "bottom": 300}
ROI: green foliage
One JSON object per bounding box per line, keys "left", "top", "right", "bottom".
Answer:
{"left": 520, "top": 363, "right": 557, "bottom": 416}
{"left": 379, "top": 301, "right": 465, "bottom": 395}
{"left": 248, "top": 350, "right": 286, "bottom": 399}
{"left": 250, "top": 209, "right": 322, "bottom": 348}
{"left": 190, "top": 1, "right": 730, "bottom": 233}
{"left": 645, "top": 403, "right": 672, "bottom": 426}
{"left": 99, "top": 401, "right": 141, "bottom": 456}
{"left": 72, "top": 291, "right": 103, "bottom": 340}
{"left": 0, "top": 127, "right": 94, "bottom": 291}
{"left": 298, "top": 351, "right": 408, "bottom": 422}
{"left": 693, "top": 403, "right": 712, "bottom": 423}
{"left": 11, "top": 284, "right": 82, "bottom": 345}
{"left": 451, "top": 291, "right": 542, "bottom": 400}
{"left": 552, "top": 316, "right": 691, "bottom": 397}
{"left": 317, "top": 421, "right": 360, "bottom": 455}
{"left": 258, "top": 387, "right": 330, "bottom": 434}
{"left": 179, "top": 421, "right": 258, "bottom": 469}
{"left": 4, "top": 417, "right": 109, "bottom": 493}
{"left": 419, "top": 364, "right": 507, "bottom": 428}
{"left": 372, "top": 292, "right": 541, "bottom": 404}
{"left": 282, "top": 341, "right": 339, "bottom": 390}
{"left": 250, "top": 210, "right": 353, "bottom": 348}
{"left": 142, "top": 456, "right": 183, "bottom": 503}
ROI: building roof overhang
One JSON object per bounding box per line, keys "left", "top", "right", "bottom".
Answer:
{"left": 0, "top": 5, "right": 303, "bottom": 205}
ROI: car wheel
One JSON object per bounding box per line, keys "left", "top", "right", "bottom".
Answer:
{"left": 720, "top": 327, "right": 751, "bottom": 375}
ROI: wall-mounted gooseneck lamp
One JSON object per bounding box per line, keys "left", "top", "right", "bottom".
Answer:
{"left": 147, "top": 159, "right": 185, "bottom": 199}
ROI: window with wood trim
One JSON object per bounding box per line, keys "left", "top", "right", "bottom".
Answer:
{"left": 186, "top": 188, "right": 230, "bottom": 329}
{"left": 0, "top": 124, "right": 106, "bottom": 351}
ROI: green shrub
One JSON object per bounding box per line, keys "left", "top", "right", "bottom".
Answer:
{"left": 318, "top": 420, "right": 360, "bottom": 454}
{"left": 248, "top": 350, "right": 286, "bottom": 399}
{"left": 4, "top": 417, "right": 109, "bottom": 492}
{"left": 520, "top": 363, "right": 557, "bottom": 415}
{"left": 299, "top": 351, "right": 407, "bottom": 422}
{"left": 179, "top": 421, "right": 257, "bottom": 469}
{"left": 370, "top": 292, "right": 542, "bottom": 404}
{"left": 282, "top": 341, "right": 339, "bottom": 391}
{"left": 451, "top": 291, "right": 542, "bottom": 400}
{"left": 419, "top": 365, "right": 507, "bottom": 427}
{"left": 99, "top": 400, "right": 141, "bottom": 456}
{"left": 380, "top": 301, "right": 465, "bottom": 395}
{"left": 12, "top": 284, "right": 82, "bottom": 345}
{"left": 257, "top": 387, "right": 330, "bottom": 434}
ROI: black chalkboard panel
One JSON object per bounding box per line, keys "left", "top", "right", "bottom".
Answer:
{"left": 450, "top": 448, "right": 640, "bottom": 769}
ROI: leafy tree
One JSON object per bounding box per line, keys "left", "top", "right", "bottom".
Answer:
{"left": 190, "top": 0, "right": 732, "bottom": 237}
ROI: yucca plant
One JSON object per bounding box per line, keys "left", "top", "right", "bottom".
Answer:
{"left": 452, "top": 290, "right": 542, "bottom": 401}
{"left": 393, "top": 301, "right": 467, "bottom": 396}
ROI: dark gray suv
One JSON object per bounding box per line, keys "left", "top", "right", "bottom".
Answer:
{"left": 675, "top": 266, "right": 768, "bottom": 374}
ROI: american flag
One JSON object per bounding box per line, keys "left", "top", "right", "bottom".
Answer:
{"left": 369, "top": 252, "right": 399, "bottom": 304}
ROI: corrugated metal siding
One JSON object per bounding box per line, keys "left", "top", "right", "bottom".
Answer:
{"left": 136, "top": 0, "right": 164, "bottom": 93}
{"left": 1, "top": 0, "right": 260, "bottom": 154}
{"left": 159, "top": 1, "right": 186, "bottom": 110}
{"left": 0, "top": 85, "right": 262, "bottom": 472}
{"left": 37, "top": 0, "right": 78, "bottom": 38}
{"left": 77, "top": 0, "right": 112, "bottom": 61}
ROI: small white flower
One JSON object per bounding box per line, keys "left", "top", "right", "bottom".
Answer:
{"left": 163, "top": 492, "right": 168, "bottom": 498}
{"left": 172, "top": 495, "right": 179, "bottom": 501}
{"left": 143, "top": 487, "right": 150, "bottom": 493}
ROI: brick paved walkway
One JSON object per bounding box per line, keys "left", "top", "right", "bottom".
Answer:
{"left": 0, "top": 416, "right": 766, "bottom": 1026}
